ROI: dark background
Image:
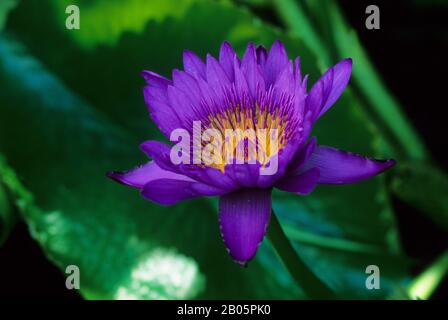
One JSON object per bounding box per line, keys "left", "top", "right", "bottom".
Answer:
{"left": 0, "top": 0, "right": 446, "bottom": 299}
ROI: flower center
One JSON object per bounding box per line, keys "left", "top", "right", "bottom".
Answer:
{"left": 198, "top": 104, "right": 290, "bottom": 172}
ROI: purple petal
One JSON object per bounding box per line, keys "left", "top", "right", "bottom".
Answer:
{"left": 302, "top": 145, "right": 396, "bottom": 184}
{"left": 219, "top": 188, "right": 272, "bottom": 265}
{"left": 265, "top": 40, "right": 289, "bottom": 87}
{"left": 143, "top": 89, "right": 181, "bottom": 138}
{"left": 320, "top": 59, "right": 352, "bottom": 116}
{"left": 275, "top": 168, "right": 320, "bottom": 195}
{"left": 140, "top": 140, "right": 172, "bottom": 157}
{"left": 241, "top": 42, "right": 265, "bottom": 99}
{"left": 141, "top": 71, "right": 181, "bottom": 138}
{"left": 219, "top": 41, "right": 237, "bottom": 81}
{"left": 181, "top": 165, "right": 239, "bottom": 191}
{"left": 141, "top": 70, "right": 172, "bottom": 89}
{"left": 183, "top": 50, "right": 206, "bottom": 79}
{"left": 225, "top": 162, "right": 260, "bottom": 188}
{"left": 139, "top": 140, "right": 177, "bottom": 173}
{"left": 273, "top": 60, "right": 294, "bottom": 97}
{"left": 172, "top": 70, "right": 202, "bottom": 109}
{"left": 195, "top": 75, "right": 221, "bottom": 115}
{"left": 167, "top": 85, "right": 197, "bottom": 128}
{"left": 233, "top": 56, "right": 250, "bottom": 100}
{"left": 142, "top": 178, "right": 226, "bottom": 205}
{"left": 107, "top": 161, "right": 194, "bottom": 189}
{"left": 307, "top": 58, "right": 352, "bottom": 121}
{"left": 140, "top": 141, "right": 239, "bottom": 192}
{"left": 293, "top": 57, "right": 303, "bottom": 85}
{"left": 306, "top": 69, "right": 333, "bottom": 120}
{"left": 133, "top": 145, "right": 227, "bottom": 205}
{"left": 287, "top": 137, "right": 317, "bottom": 173}
{"left": 256, "top": 138, "right": 303, "bottom": 188}
{"left": 292, "top": 57, "right": 307, "bottom": 114}
{"left": 256, "top": 45, "right": 268, "bottom": 67}
{"left": 206, "top": 54, "right": 231, "bottom": 105}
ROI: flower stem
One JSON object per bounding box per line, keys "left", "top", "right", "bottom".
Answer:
{"left": 267, "top": 210, "right": 335, "bottom": 299}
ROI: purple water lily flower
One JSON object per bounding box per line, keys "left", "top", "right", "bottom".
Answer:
{"left": 108, "top": 40, "right": 395, "bottom": 265}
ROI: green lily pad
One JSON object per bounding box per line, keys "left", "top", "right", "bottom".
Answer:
{"left": 0, "top": 36, "right": 299, "bottom": 299}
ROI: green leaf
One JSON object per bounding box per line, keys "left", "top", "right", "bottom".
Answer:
{"left": 271, "top": 0, "right": 330, "bottom": 68}
{"left": 390, "top": 251, "right": 448, "bottom": 300}
{"left": 0, "top": 35, "right": 300, "bottom": 299}
{"left": 0, "top": 0, "right": 17, "bottom": 31}
{"left": 2, "top": 0, "right": 410, "bottom": 299}
{"left": 406, "top": 251, "right": 448, "bottom": 300}
{"left": 390, "top": 162, "right": 448, "bottom": 232}
{"left": 51, "top": 0, "right": 196, "bottom": 49}
{"left": 0, "top": 157, "right": 17, "bottom": 245}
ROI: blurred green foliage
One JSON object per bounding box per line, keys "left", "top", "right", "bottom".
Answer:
{"left": 0, "top": 0, "right": 446, "bottom": 299}
{"left": 0, "top": 163, "right": 15, "bottom": 245}
{"left": 0, "top": 0, "right": 17, "bottom": 31}
{"left": 390, "top": 162, "right": 448, "bottom": 232}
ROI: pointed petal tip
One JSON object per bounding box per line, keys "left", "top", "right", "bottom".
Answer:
{"left": 341, "top": 58, "right": 353, "bottom": 72}
{"left": 182, "top": 48, "right": 193, "bottom": 56}
{"left": 140, "top": 70, "right": 157, "bottom": 82}
{"left": 236, "top": 260, "right": 249, "bottom": 268}
{"left": 223, "top": 247, "right": 251, "bottom": 266}
{"left": 338, "top": 58, "right": 353, "bottom": 76}
{"left": 183, "top": 49, "right": 207, "bottom": 79}
{"left": 228, "top": 250, "right": 254, "bottom": 267}
{"left": 219, "top": 41, "right": 236, "bottom": 60}
{"left": 220, "top": 40, "right": 233, "bottom": 50}
{"left": 106, "top": 170, "right": 141, "bottom": 188}
{"left": 246, "top": 41, "right": 256, "bottom": 51}
{"left": 382, "top": 158, "right": 397, "bottom": 170}
{"left": 206, "top": 53, "right": 219, "bottom": 67}
{"left": 372, "top": 158, "right": 396, "bottom": 173}
{"left": 183, "top": 49, "right": 203, "bottom": 61}
{"left": 272, "top": 39, "right": 284, "bottom": 47}
{"left": 140, "top": 70, "right": 172, "bottom": 90}
{"left": 139, "top": 140, "right": 151, "bottom": 153}
{"left": 308, "top": 57, "right": 354, "bottom": 120}
{"left": 270, "top": 39, "right": 287, "bottom": 53}
{"left": 182, "top": 49, "right": 196, "bottom": 63}
{"left": 106, "top": 170, "right": 123, "bottom": 183}
{"left": 365, "top": 157, "right": 396, "bottom": 178}
{"left": 140, "top": 70, "right": 149, "bottom": 79}
{"left": 171, "top": 68, "right": 181, "bottom": 76}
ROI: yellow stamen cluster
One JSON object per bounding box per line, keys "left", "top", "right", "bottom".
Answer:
{"left": 199, "top": 105, "right": 288, "bottom": 172}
